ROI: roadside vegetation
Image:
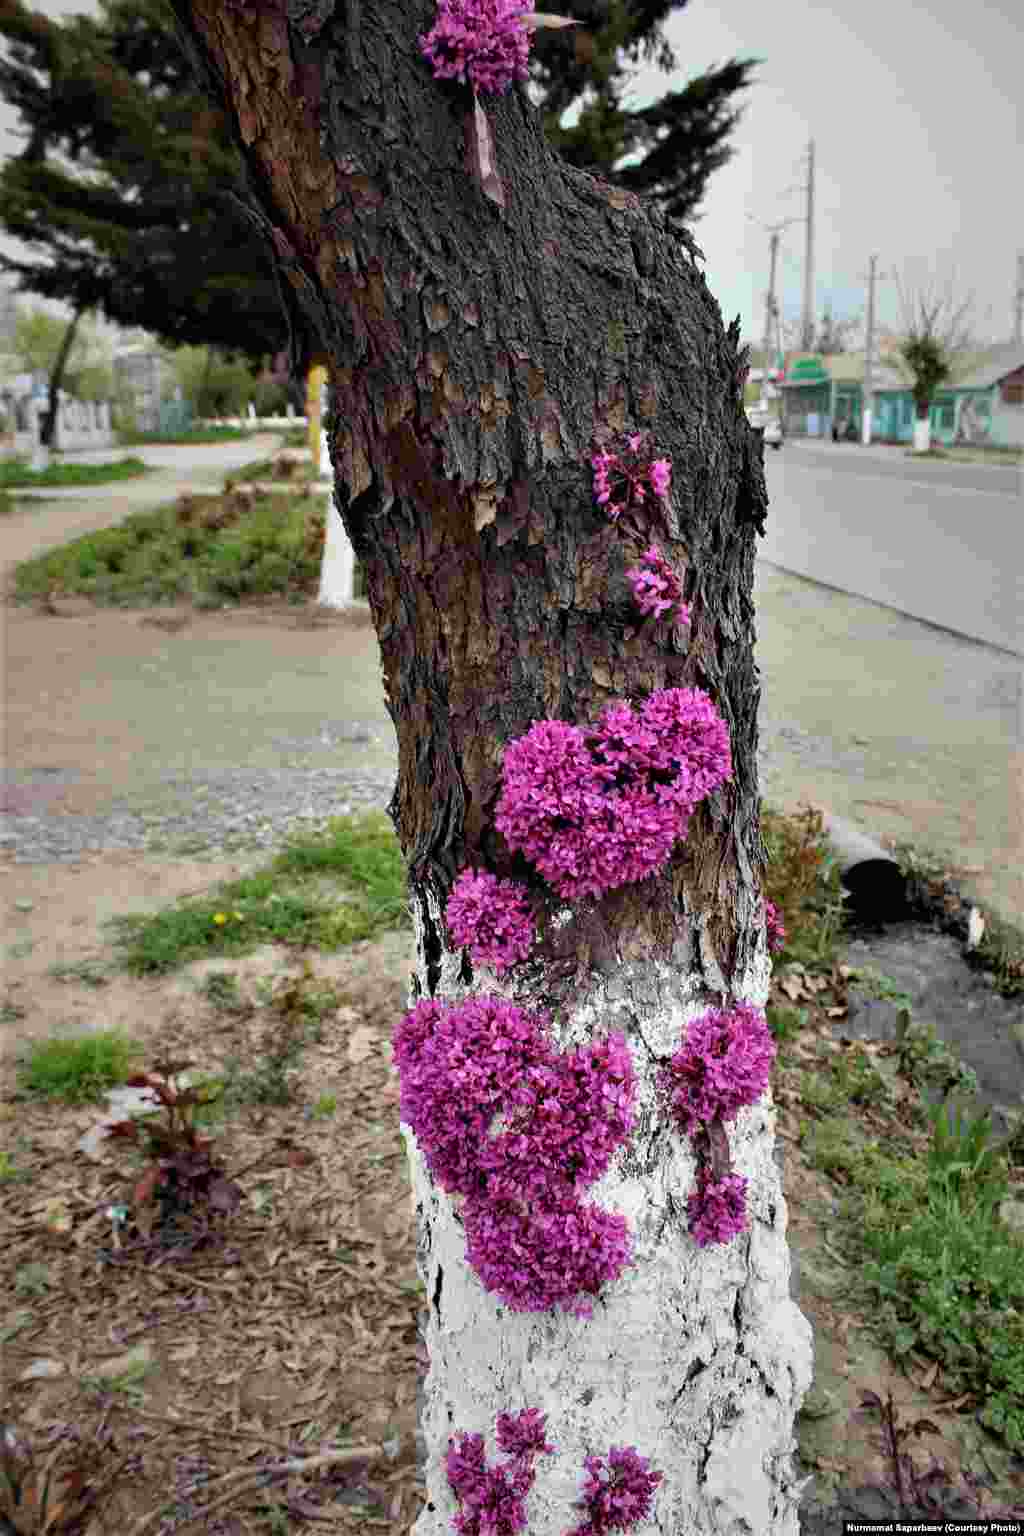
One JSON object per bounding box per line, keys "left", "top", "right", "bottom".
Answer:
{"left": 905, "top": 442, "right": 1022, "bottom": 465}
{"left": 0, "top": 452, "right": 153, "bottom": 488}
{"left": 7, "top": 432, "right": 337, "bottom": 609}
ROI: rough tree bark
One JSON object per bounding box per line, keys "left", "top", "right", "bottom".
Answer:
{"left": 164, "top": 3, "right": 815, "bottom": 1530}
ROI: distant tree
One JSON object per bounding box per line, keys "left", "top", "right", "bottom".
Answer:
{"left": 0, "top": 0, "right": 292, "bottom": 379}
{"left": 2, "top": 298, "right": 120, "bottom": 446}
{"left": 0, "top": 0, "right": 764, "bottom": 420}
{"left": 893, "top": 265, "right": 983, "bottom": 452}
{"left": 782, "top": 306, "right": 862, "bottom": 355}
{"left": 526, "top": 5, "right": 765, "bottom": 229}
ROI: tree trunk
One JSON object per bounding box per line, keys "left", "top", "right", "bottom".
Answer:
{"left": 163, "top": 6, "right": 815, "bottom": 1530}
{"left": 913, "top": 404, "right": 932, "bottom": 453}
{"left": 39, "top": 307, "right": 83, "bottom": 449}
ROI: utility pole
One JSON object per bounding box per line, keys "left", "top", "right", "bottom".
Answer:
{"left": 858, "top": 254, "right": 894, "bottom": 446}
{"left": 800, "top": 139, "right": 816, "bottom": 351}
{"left": 757, "top": 220, "right": 801, "bottom": 407}
{"left": 1015, "top": 250, "right": 1023, "bottom": 345}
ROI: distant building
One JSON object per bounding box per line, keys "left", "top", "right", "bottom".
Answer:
{"left": 777, "top": 341, "right": 1024, "bottom": 448}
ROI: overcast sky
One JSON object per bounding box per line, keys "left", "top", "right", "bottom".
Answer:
{"left": 1, "top": 0, "right": 1020, "bottom": 353}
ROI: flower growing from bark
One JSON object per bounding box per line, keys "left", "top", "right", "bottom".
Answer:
{"left": 658, "top": 1002, "right": 776, "bottom": 1137}
{"left": 494, "top": 688, "right": 732, "bottom": 903}
{"left": 591, "top": 431, "right": 671, "bottom": 524}
{"left": 686, "top": 1169, "right": 749, "bottom": 1248}
{"left": 446, "top": 1411, "right": 663, "bottom": 1536}
{"left": 418, "top": 0, "right": 532, "bottom": 95}
{"left": 625, "top": 545, "right": 691, "bottom": 625}
{"left": 446, "top": 867, "right": 536, "bottom": 973}
{"left": 392, "top": 996, "right": 638, "bottom": 1315}
{"left": 570, "top": 1445, "right": 664, "bottom": 1535}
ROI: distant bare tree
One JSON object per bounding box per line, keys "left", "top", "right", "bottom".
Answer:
{"left": 893, "top": 264, "right": 985, "bottom": 453}
{"left": 781, "top": 305, "right": 862, "bottom": 355}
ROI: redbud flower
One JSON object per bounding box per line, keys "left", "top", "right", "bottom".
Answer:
{"left": 659, "top": 1001, "right": 776, "bottom": 1136}
{"left": 446, "top": 867, "right": 536, "bottom": 973}
{"left": 687, "top": 1169, "right": 748, "bottom": 1247}
{"left": 419, "top": 0, "right": 532, "bottom": 96}
{"left": 625, "top": 544, "right": 691, "bottom": 625}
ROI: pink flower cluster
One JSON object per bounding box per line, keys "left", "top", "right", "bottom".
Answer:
{"left": 658, "top": 1002, "right": 776, "bottom": 1245}
{"left": 494, "top": 688, "right": 733, "bottom": 903}
{"left": 446, "top": 867, "right": 536, "bottom": 974}
{"left": 446, "top": 1407, "right": 551, "bottom": 1535}
{"left": 590, "top": 432, "right": 672, "bottom": 523}
{"left": 418, "top": 0, "right": 532, "bottom": 96}
{"left": 392, "top": 995, "right": 637, "bottom": 1317}
{"left": 765, "top": 899, "right": 786, "bottom": 955}
{"left": 446, "top": 1409, "right": 662, "bottom": 1536}
{"left": 624, "top": 545, "right": 691, "bottom": 626}
{"left": 686, "top": 1169, "right": 748, "bottom": 1249}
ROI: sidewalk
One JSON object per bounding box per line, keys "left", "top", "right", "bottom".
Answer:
{"left": 789, "top": 434, "right": 1021, "bottom": 469}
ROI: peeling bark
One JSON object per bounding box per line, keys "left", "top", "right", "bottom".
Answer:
{"left": 162, "top": 2, "right": 813, "bottom": 1528}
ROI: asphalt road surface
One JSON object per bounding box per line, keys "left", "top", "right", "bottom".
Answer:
{"left": 760, "top": 437, "right": 1022, "bottom": 658}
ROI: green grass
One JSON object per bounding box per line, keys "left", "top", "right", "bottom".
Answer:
{"left": 14, "top": 1026, "right": 144, "bottom": 1106}
{"left": 8, "top": 478, "right": 328, "bottom": 608}
{"left": 114, "top": 424, "right": 268, "bottom": 447}
{"left": 0, "top": 452, "right": 154, "bottom": 489}
{"left": 100, "top": 808, "right": 411, "bottom": 977}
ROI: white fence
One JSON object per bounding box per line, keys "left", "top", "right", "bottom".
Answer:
{"left": 0, "top": 390, "right": 115, "bottom": 458}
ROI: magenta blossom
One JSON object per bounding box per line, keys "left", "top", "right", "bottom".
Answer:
{"left": 659, "top": 1001, "right": 776, "bottom": 1137}
{"left": 625, "top": 544, "right": 691, "bottom": 625}
{"left": 494, "top": 690, "right": 732, "bottom": 903}
{"left": 446, "top": 867, "right": 536, "bottom": 973}
{"left": 418, "top": 0, "right": 532, "bottom": 96}
{"left": 686, "top": 1169, "right": 749, "bottom": 1248}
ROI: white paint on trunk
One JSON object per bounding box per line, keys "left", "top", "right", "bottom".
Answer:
{"left": 912, "top": 416, "right": 931, "bottom": 453}
{"left": 404, "top": 877, "right": 815, "bottom": 1536}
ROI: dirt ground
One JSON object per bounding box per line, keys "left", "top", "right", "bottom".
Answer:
{"left": 4, "top": 844, "right": 1024, "bottom": 1531}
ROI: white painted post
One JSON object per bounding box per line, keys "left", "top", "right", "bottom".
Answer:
{"left": 28, "top": 399, "right": 49, "bottom": 473}
{"left": 317, "top": 491, "right": 356, "bottom": 609}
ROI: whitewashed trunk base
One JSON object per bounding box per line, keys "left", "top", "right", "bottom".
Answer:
{"left": 404, "top": 879, "right": 815, "bottom": 1536}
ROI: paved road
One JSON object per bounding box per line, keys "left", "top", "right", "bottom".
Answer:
{"left": 761, "top": 438, "right": 1022, "bottom": 658}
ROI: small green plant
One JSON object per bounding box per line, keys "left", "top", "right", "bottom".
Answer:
{"left": 199, "top": 969, "right": 250, "bottom": 1014}
{"left": 765, "top": 1003, "right": 805, "bottom": 1044}
{"left": 895, "top": 1013, "right": 980, "bottom": 1103}
{"left": 921, "top": 1094, "right": 1009, "bottom": 1225}
{"left": 15, "top": 1029, "right": 142, "bottom": 1106}
{"left": 830, "top": 1043, "right": 890, "bottom": 1109}
{"left": 312, "top": 1092, "right": 338, "bottom": 1119}
{"left": 13, "top": 1263, "right": 50, "bottom": 1299}
{"left": 47, "top": 959, "right": 110, "bottom": 988}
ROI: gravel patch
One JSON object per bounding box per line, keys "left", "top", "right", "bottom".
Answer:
{"left": 0, "top": 719, "right": 871, "bottom": 865}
